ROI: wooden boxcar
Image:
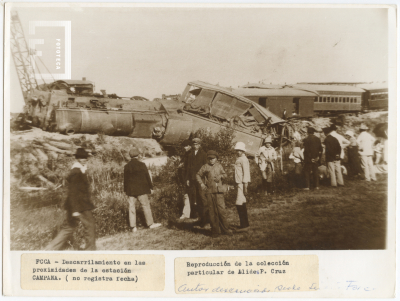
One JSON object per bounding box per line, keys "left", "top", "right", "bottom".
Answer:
{"left": 357, "top": 84, "right": 388, "bottom": 110}
{"left": 234, "top": 86, "right": 316, "bottom": 118}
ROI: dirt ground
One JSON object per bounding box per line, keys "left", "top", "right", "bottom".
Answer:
{"left": 97, "top": 174, "right": 387, "bottom": 251}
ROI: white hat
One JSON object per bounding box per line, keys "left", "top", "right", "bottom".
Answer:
{"left": 264, "top": 136, "right": 272, "bottom": 144}
{"left": 345, "top": 130, "right": 355, "bottom": 137}
{"left": 360, "top": 124, "right": 369, "bottom": 130}
{"left": 234, "top": 142, "right": 246, "bottom": 152}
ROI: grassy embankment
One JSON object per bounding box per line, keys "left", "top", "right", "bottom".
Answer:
{"left": 10, "top": 126, "right": 387, "bottom": 250}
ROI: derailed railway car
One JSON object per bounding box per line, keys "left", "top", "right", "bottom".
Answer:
{"left": 20, "top": 80, "right": 283, "bottom": 156}
{"left": 357, "top": 83, "right": 388, "bottom": 110}
{"left": 233, "top": 84, "right": 316, "bottom": 118}
{"left": 178, "top": 81, "right": 283, "bottom": 155}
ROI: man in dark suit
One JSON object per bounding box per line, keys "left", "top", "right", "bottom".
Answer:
{"left": 124, "top": 147, "right": 161, "bottom": 232}
{"left": 45, "top": 148, "right": 96, "bottom": 250}
{"left": 323, "top": 126, "right": 344, "bottom": 187}
{"left": 186, "top": 138, "right": 208, "bottom": 226}
{"left": 303, "top": 127, "right": 323, "bottom": 190}
{"left": 179, "top": 140, "right": 192, "bottom": 219}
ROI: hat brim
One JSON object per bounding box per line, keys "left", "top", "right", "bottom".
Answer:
{"left": 207, "top": 155, "right": 217, "bottom": 159}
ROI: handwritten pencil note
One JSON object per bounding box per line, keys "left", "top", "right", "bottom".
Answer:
{"left": 21, "top": 254, "right": 165, "bottom": 291}
{"left": 175, "top": 255, "right": 318, "bottom": 294}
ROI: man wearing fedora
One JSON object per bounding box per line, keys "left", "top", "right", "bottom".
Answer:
{"left": 323, "top": 126, "right": 344, "bottom": 187}
{"left": 186, "top": 137, "right": 208, "bottom": 225}
{"left": 303, "top": 127, "right": 323, "bottom": 190}
{"left": 124, "top": 147, "right": 161, "bottom": 232}
{"left": 357, "top": 123, "right": 377, "bottom": 181}
{"left": 45, "top": 148, "right": 96, "bottom": 250}
{"left": 234, "top": 142, "right": 251, "bottom": 232}
{"left": 179, "top": 140, "right": 192, "bottom": 219}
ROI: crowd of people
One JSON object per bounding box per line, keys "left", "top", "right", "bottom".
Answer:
{"left": 289, "top": 123, "right": 386, "bottom": 190}
{"left": 45, "top": 122, "right": 386, "bottom": 249}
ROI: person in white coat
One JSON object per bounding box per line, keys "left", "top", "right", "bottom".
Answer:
{"left": 234, "top": 142, "right": 251, "bottom": 232}
{"left": 255, "top": 137, "right": 277, "bottom": 196}
{"left": 357, "top": 124, "right": 376, "bottom": 181}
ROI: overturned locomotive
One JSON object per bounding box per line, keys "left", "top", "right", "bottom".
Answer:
{"left": 20, "top": 79, "right": 283, "bottom": 156}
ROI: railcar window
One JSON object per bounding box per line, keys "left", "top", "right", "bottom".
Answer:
{"left": 339, "top": 97, "right": 342, "bottom": 102}
{"left": 346, "top": 97, "right": 349, "bottom": 103}
{"left": 327, "top": 97, "right": 330, "bottom": 102}
{"left": 335, "top": 97, "right": 338, "bottom": 103}
{"left": 323, "top": 97, "right": 326, "bottom": 102}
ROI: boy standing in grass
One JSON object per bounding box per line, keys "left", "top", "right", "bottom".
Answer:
{"left": 234, "top": 142, "right": 251, "bottom": 232}
{"left": 45, "top": 148, "right": 96, "bottom": 250}
{"left": 124, "top": 147, "right": 161, "bottom": 232}
{"left": 196, "top": 150, "right": 233, "bottom": 238}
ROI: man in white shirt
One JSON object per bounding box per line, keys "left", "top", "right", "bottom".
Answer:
{"left": 330, "top": 125, "right": 350, "bottom": 160}
{"left": 356, "top": 124, "right": 376, "bottom": 181}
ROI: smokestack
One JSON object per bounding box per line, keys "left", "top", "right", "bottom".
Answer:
{"left": 82, "top": 77, "right": 86, "bottom": 81}
{"left": 100, "top": 89, "right": 107, "bottom": 97}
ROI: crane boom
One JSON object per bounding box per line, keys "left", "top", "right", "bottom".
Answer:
{"left": 10, "top": 11, "right": 38, "bottom": 100}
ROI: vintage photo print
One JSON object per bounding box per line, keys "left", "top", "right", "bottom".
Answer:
{"left": 3, "top": 3, "right": 396, "bottom": 298}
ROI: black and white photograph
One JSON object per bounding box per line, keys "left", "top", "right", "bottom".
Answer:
{"left": 6, "top": 5, "right": 393, "bottom": 253}
{"left": 3, "top": 3, "right": 397, "bottom": 299}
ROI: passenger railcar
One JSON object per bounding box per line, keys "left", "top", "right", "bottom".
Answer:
{"left": 291, "top": 84, "right": 364, "bottom": 113}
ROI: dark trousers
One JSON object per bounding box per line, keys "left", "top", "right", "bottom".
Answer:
{"left": 207, "top": 193, "right": 230, "bottom": 234}
{"left": 189, "top": 181, "right": 208, "bottom": 224}
{"left": 236, "top": 204, "right": 249, "bottom": 228}
{"left": 303, "top": 161, "right": 319, "bottom": 189}
{"left": 262, "top": 179, "right": 274, "bottom": 193}
{"left": 348, "top": 147, "right": 363, "bottom": 177}
{"left": 45, "top": 210, "right": 96, "bottom": 250}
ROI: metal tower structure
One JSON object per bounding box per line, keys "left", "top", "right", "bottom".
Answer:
{"left": 10, "top": 11, "right": 38, "bottom": 98}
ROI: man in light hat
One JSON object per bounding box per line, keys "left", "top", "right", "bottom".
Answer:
{"left": 196, "top": 150, "right": 232, "bottom": 237}
{"left": 357, "top": 124, "right": 376, "bottom": 181}
{"left": 124, "top": 147, "right": 161, "bottom": 232}
{"left": 234, "top": 142, "right": 250, "bottom": 232}
{"left": 255, "top": 136, "right": 277, "bottom": 195}
{"left": 303, "top": 127, "right": 323, "bottom": 190}
{"left": 186, "top": 137, "right": 208, "bottom": 225}
{"left": 45, "top": 148, "right": 96, "bottom": 250}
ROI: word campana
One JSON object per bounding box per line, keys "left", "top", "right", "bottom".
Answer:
{"left": 187, "top": 261, "right": 231, "bottom": 269}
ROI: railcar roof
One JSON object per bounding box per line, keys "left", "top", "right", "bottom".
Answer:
{"left": 291, "top": 84, "right": 365, "bottom": 93}
{"left": 234, "top": 87, "right": 318, "bottom": 97}
{"left": 240, "top": 83, "right": 284, "bottom": 89}
{"left": 356, "top": 83, "right": 388, "bottom": 92}
{"left": 188, "top": 81, "right": 284, "bottom": 124}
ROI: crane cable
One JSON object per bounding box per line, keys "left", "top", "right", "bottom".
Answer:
{"left": 33, "top": 56, "right": 46, "bottom": 89}
{"left": 36, "top": 55, "right": 56, "bottom": 84}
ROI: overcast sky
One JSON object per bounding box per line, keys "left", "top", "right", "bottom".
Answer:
{"left": 8, "top": 5, "right": 389, "bottom": 112}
